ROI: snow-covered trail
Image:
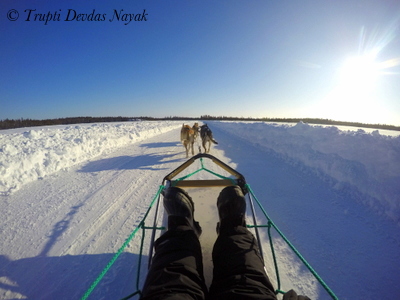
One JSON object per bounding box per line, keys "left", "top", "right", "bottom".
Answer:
{"left": 1, "top": 124, "right": 399, "bottom": 300}
{"left": 0, "top": 129, "right": 188, "bottom": 300}
{"left": 0, "top": 126, "right": 243, "bottom": 300}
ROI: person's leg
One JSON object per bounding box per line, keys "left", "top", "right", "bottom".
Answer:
{"left": 209, "top": 186, "right": 277, "bottom": 300}
{"left": 141, "top": 187, "right": 207, "bottom": 300}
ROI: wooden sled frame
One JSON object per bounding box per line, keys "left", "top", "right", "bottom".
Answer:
{"left": 149, "top": 153, "right": 257, "bottom": 263}
{"left": 151, "top": 153, "right": 339, "bottom": 299}
{"left": 163, "top": 153, "right": 247, "bottom": 188}
{"left": 82, "top": 154, "right": 339, "bottom": 300}
{"left": 149, "top": 153, "right": 266, "bottom": 274}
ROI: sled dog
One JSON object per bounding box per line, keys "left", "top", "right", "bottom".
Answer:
{"left": 192, "top": 122, "right": 200, "bottom": 141}
{"left": 180, "top": 124, "right": 195, "bottom": 157}
{"left": 200, "top": 124, "right": 218, "bottom": 153}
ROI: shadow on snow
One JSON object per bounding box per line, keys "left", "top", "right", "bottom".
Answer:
{"left": 0, "top": 252, "right": 145, "bottom": 300}
{"left": 78, "top": 153, "right": 182, "bottom": 173}
{"left": 0, "top": 202, "right": 148, "bottom": 299}
{"left": 140, "top": 142, "right": 181, "bottom": 148}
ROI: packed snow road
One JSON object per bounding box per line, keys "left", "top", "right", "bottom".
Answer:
{"left": 1, "top": 122, "right": 399, "bottom": 300}
{"left": 1, "top": 128, "right": 188, "bottom": 300}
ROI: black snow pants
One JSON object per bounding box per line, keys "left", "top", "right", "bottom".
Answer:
{"left": 140, "top": 223, "right": 277, "bottom": 300}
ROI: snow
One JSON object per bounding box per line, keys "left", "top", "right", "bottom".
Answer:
{"left": 0, "top": 121, "right": 182, "bottom": 195}
{"left": 0, "top": 121, "right": 399, "bottom": 300}
{"left": 212, "top": 121, "right": 400, "bottom": 224}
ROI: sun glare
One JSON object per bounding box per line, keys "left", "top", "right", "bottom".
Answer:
{"left": 339, "top": 55, "right": 379, "bottom": 88}
{"left": 313, "top": 25, "right": 400, "bottom": 124}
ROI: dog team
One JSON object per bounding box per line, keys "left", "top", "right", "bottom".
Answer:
{"left": 180, "top": 123, "right": 218, "bottom": 157}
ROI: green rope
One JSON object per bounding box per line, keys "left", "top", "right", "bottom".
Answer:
{"left": 202, "top": 167, "right": 236, "bottom": 183}
{"left": 173, "top": 157, "right": 236, "bottom": 185}
{"left": 173, "top": 168, "right": 203, "bottom": 183}
{"left": 268, "top": 221, "right": 282, "bottom": 293}
{"left": 200, "top": 157, "right": 205, "bottom": 168}
{"left": 80, "top": 185, "right": 165, "bottom": 300}
{"left": 245, "top": 184, "right": 339, "bottom": 300}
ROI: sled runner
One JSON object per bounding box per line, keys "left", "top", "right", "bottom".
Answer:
{"left": 81, "top": 154, "right": 339, "bottom": 300}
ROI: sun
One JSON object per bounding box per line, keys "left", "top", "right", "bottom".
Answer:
{"left": 338, "top": 54, "right": 379, "bottom": 89}
{"left": 314, "top": 54, "right": 383, "bottom": 123}
{"left": 314, "top": 53, "right": 399, "bottom": 124}
{"left": 310, "top": 25, "right": 400, "bottom": 124}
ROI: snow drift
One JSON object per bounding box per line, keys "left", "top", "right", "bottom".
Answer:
{"left": 1, "top": 120, "right": 399, "bottom": 224}
{"left": 212, "top": 121, "right": 400, "bottom": 224}
{"left": 0, "top": 121, "right": 182, "bottom": 195}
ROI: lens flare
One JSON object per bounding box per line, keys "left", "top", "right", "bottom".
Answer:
{"left": 315, "top": 23, "right": 400, "bottom": 124}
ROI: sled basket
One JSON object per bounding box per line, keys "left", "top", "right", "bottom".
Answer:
{"left": 81, "top": 154, "right": 339, "bottom": 300}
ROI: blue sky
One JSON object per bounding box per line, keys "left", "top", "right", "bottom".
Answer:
{"left": 1, "top": 0, "right": 400, "bottom": 125}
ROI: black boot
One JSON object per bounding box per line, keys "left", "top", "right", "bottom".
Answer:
{"left": 162, "top": 186, "right": 202, "bottom": 237}
{"left": 216, "top": 185, "right": 246, "bottom": 234}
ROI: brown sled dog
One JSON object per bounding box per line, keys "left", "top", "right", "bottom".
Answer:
{"left": 200, "top": 124, "right": 218, "bottom": 153}
{"left": 180, "top": 124, "right": 195, "bottom": 157}
{"left": 192, "top": 122, "right": 200, "bottom": 141}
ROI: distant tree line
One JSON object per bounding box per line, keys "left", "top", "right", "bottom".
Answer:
{"left": 0, "top": 116, "right": 132, "bottom": 130}
{"left": 1, "top": 116, "right": 399, "bottom": 132}
{"left": 199, "top": 115, "right": 400, "bottom": 131}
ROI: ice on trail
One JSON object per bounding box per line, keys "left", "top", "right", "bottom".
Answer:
{"left": 0, "top": 120, "right": 399, "bottom": 300}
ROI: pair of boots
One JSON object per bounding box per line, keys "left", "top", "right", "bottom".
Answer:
{"left": 163, "top": 185, "right": 246, "bottom": 236}
{"left": 150, "top": 185, "right": 310, "bottom": 300}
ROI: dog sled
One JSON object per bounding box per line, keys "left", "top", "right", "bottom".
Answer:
{"left": 81, "top": 154, "right": 339, "bottom": 300}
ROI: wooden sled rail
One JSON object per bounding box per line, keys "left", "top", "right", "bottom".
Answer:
{"left": 172, "top": 179, "right": 236, "bottom": 188}
{"left": 162, "top": 153, "right": 246, "bottom": 187}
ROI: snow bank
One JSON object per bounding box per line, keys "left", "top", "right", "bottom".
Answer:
{"left": 212, "top": 121, "right": 400, "bottom": 224}
{"left": 2, "top": 120, "right": 399, "bottom": 223}
{"left": 0, "top": 121, "right": 182, "bottom": 195}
